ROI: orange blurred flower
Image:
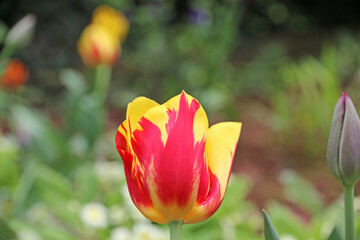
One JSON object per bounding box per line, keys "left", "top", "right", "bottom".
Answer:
{"left": 0, "top": 59, "right": 29, "bottom": 89}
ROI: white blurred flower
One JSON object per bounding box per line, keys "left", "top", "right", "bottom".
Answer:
{"left": 26, "top": 202, "right": 50, "bottom": 223}
{"left": 69, "top": 134, "right": 88, "bottom": 157}
{"left": 354, "top": 196, "right": 360, "bottom": 211}
{"left": 121, "top": 185, "right": 144, "bottom": 221}
{"left": 17, "top": 229, "right": 41, "bottom": 240}
{"left": 0, "top": 135, "right": 19, "bottom": 154}
{"left": 220, "top": 217, "right": 236, "bottom": 240}
{"left": 110, "top": 227, "right": 132, "bottom": 240}
{"left": 280, "top": 234, "right": 297, "bottom": 240}
{"left": 128, "top": 203, "right": 144, "bottom": 221}
{"left": 80, "top": 202, "right": 108, "bottom": 228}
{"left": 133, "top": 222, "right": 168, "bottom": 240}
{"left": 121, "top": 185, "right": 132, "bottom": 203}
{"left": 109, "top": 206, "right": 127, "bottom": 225}
{"left": 95, "top": 159, "right": 123, "bottom": 182}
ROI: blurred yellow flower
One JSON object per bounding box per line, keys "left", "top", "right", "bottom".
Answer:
{"left": 92, "top": 5, "right": 129, "bottom": 42}
{"left": 77, "top": 24, "right": 120, "bottom": 67}
{"left": 77, "top": 5, "right": 129, "bottom": 67}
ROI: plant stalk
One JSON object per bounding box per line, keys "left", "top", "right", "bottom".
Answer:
{"left": 0, "top": 44, "right": 14, "bottom": 73}
{"left": 0, "top": 44, "right": 14, "bottom": 60}
{"left": 343, "top": 184, "right": 355, "bottom": 240}
{"left": 93, "top": 63, "right": 112, "bottom": 105}
{"left": 169, "top": 221, "right": 183, "bottom": 240}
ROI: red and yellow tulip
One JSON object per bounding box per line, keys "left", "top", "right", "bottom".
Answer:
{"left": 115, "top": 91, "right": 242, "bottom": 224}
{"left": 77, "top": 24, "right": 120, "bottom": 67}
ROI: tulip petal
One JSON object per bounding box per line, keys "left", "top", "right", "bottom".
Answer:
{"left": 115, "top": 97, "right": 167, "bottom": 224}
{"left": 122, "top": 158, "right": 167, "bottom": 224}
{"left": 126, "top": 96, "right": 159, "bottom": 136}
{"left": 183, "top": 173, "right": 221, "bottom": 224}
{"left": 183, "top": 122, "right": 241, "bottom": 224}
{"left": 117, "top": 120, "right": 129, "bottom": 150}
{"left": 131, "top": 92, "right": 208, "bottom": 222}
{"left": 339, "top": 95, "right": 360, "bottom": 185}
{"left": 207, "top": 122, "right": 242, "bottom": 198}
{"left": 165, "top": 91, "right": 209, "bottom": 142}
{"left": 327, "top": 94, "right": 345, "bottom": 181}
{"left": 116, "top": 130, "right": 167, "bottom": 224}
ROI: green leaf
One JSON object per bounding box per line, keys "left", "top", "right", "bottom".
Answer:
{"left": 59, "top": 68, "right": 87, "bottom": 94}
{"left": 11, "top": 105, "right": 73, "bottom": 170}
{"left": 12, "top": 160, "right": 37, "bottom": 214}
{"left": 34, "top": 163, "right": 79, "bottom": 224}
{"left": 327, "top": 228, "right": 342, "bottom": 240}
{"left": 213, "top": 175, "right": 255, "bottom": 219}
{"left": 0, "top": 218, "right": 16, "bottom": 239}
{"left": 263, "top": 210, "right": 280, "bottom": 240}
{"left": 265, "top": 201, "right": 308, "bottom": 239}
{"left": 280, "top": 170, "right": 323, "bottom": 214}
{"left": 73, "top": 163, "right": 97, "bottom": 203}
{"left": 35, "top": 163, "right": 72, "bottom": 197}
{"left": 0, "top": 21, "right": 8, "bottom": 43}
{"left": 0, "top": 136, "right": 20, "bottom": 187}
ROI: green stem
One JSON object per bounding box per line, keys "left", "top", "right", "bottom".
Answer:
{"left": 0, "top": 44, "right": 14, "bottom": 60}
{"left": 343, "top": 184, "right": 355, "bottom": 240}
{"left": 93, "top": 63, "right": 112, "bottom": 105}
{"left": 169, "top": 221, "right": 183, "bottom": 240}
{"left": 0, "top": 44, "right": 14, "bottom": 74}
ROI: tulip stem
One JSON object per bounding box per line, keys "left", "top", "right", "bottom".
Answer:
{"left": 93, "top": 63, "right": 112, "bottom": 105}
{"left": 169, "top": 221, "right": 183, "bottom": 240}
{"left": 0, "top": 44, "right": 13, "bottom": 73}
{"left": 343, "top": 184, "right": 355, "bottom": 240}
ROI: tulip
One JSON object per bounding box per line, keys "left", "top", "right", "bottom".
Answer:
{"left": 77, "top": 24, "right": 120, "bottom": 67}
{"left": 327, "top": 92, "right": 360, "bottom": 186}
{"left": 327, "top": 92, "right": 360, "bottom": 240}
{"left": 0, "top": 59, "right": 28, "bottom": 89}
{"left": 115, "top": 91, "right": 241, "bottom": 233}
{"left": 92, "top": 5, "right": 129, "bottom": 43}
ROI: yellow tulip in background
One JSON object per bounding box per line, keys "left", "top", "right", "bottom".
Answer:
{"left": 77, "top": 4, "right": 129, "bottom": 104}
{"left": 115, "top": 91, "right": 242, "bottom": 239}
{"left": 77, "top": 24, "right": 120, "bottom": 67}
{"left": 77, "top": 5, "right": 129, "bottom": 67}
{"left": 92, "top": 5, "right": 129, "bottom": 43}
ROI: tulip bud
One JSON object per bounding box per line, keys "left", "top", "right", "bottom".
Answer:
{"left": 327, "top": 92, "right": 360, "bottom": 186}
{"left": 5, "top": 14, "right": 36, "bottom": 49}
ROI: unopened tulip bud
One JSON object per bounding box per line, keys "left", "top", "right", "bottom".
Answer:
{"left": 5, "top": 14, "right": 36, "bottom": 49}
{"left": 327, "top": 92, "right": 360, "bottom": 186}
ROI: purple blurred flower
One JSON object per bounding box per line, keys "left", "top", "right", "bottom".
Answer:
{"left": 188, "top": 8, "right": 209, "bottom": 25}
